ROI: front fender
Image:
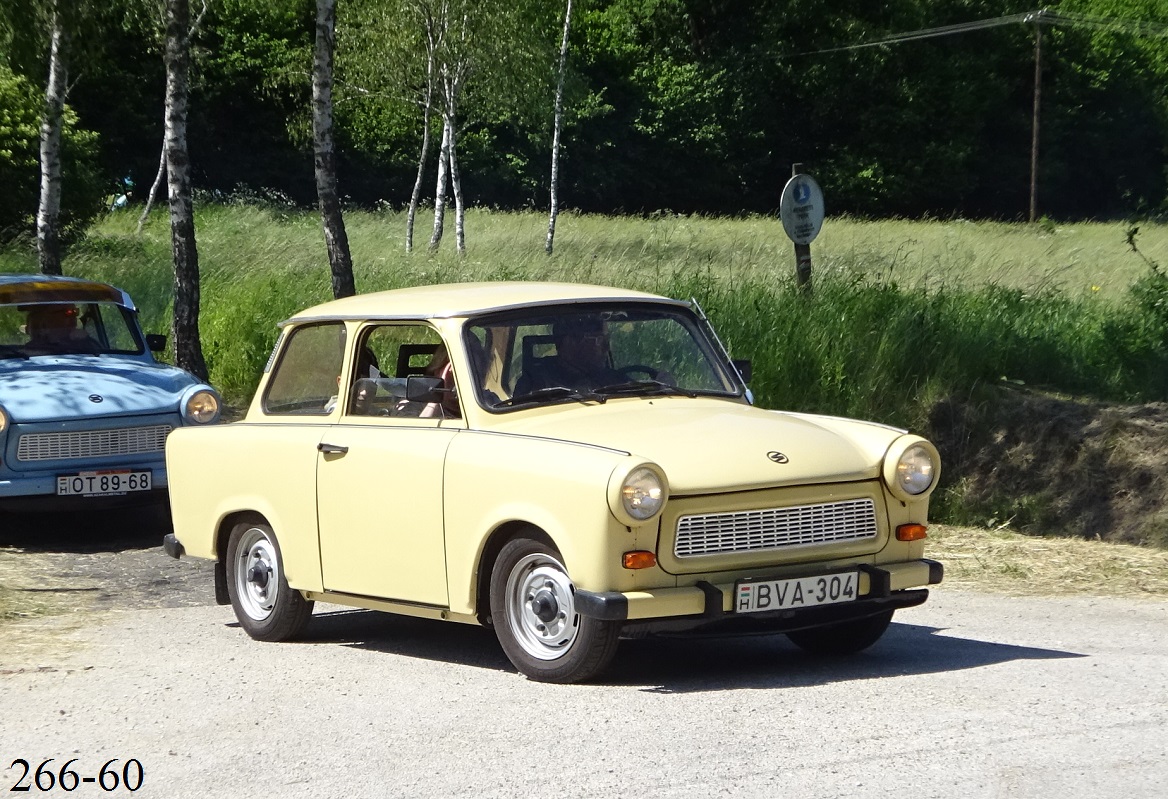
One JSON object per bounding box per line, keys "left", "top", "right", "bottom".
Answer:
{"left": 442, "top": 431, "right": 639, "bottom": 616}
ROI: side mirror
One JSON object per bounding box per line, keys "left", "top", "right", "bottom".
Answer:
{"left": 146, "top": 334, "right": 167, "bottom": 353}
{"left": 405, "top": 375, "right": 446, "bottom": 404}
{"left": 732, "top": 359, "right": 752, "bottom": 383}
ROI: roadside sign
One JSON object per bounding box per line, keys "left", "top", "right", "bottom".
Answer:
{"left": 779, "top": 174, "right": 825, "bottom": 245}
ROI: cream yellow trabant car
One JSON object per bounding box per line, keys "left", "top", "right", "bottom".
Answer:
{"left": 164, "top": 282, "right": 942, "bottom": 683}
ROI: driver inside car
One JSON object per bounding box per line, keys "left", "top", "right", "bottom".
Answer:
{"left": 516, "top": 316, "right": 624, "bottom": 395}
{"left": 22, "top": 303, "right": 100, "bottom": 354}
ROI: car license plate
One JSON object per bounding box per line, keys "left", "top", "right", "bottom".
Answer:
{"left": 735, "top": 571, "right": 858, "bottom": 614}
{"left": 56, "top": 470, "right": 152, "bottom": 497}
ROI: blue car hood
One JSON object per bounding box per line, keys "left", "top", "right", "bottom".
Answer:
{"left": 0, "top": 355, "right": 199, "bottom": 422}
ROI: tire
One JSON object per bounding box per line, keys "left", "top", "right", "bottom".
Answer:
{"left": 490, "top": 536, "right": 621, "bottom": 683}
{"left": 785, "top": 610, "right": 894, "bottom": 656}
{"left": 225, "top": 521, "right": 313, "bottom": 642}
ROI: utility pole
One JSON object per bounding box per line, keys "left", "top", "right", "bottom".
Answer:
{"left": 1028, "top": 10, "right": 1046, "bottom": 223}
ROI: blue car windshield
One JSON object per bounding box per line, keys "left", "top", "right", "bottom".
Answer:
{"left": 0, "top": 302, "right": 145, "bottom": 357}
{"left": 464, "top": 303, "right": 744, "bottom": 411}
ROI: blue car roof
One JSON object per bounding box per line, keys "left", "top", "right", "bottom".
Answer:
{"left": 0, "top": 274, "right": 136, "bottom": 310}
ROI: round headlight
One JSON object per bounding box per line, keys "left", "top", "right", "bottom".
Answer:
{"left": 184, "top": 389, "right": 221, "bottom": 424}
{"left": 0, "top": 404, "right": 8, "bottom": 434}
{"left": 621, "top": 466, "right": 665, "bottom": 521}
{"left": 895, "top": 444, "right": 936, "bottom": 496}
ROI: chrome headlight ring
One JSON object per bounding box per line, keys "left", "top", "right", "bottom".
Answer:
{"left": 181, "top": 386, "right": 222, "bottom": 425}
{"left": 607, "top": 462, "right": 669, "bottom": 527}
{"left": 882, "top": 436, "right": 941, "bottom": 503}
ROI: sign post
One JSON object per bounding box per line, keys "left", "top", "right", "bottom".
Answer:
{"left": 779, "top": 165, "right": 825, "bottom": 291}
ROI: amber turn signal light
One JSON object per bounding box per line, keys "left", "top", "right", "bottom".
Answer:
{"left": 622, "top": 551, "right": 657, "bottom": 569}
{"left": 896, "top": 523, "right": 928, "bottom": 541}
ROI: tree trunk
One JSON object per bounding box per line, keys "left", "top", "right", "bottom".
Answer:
{"left": 313, "top": 0, "right": 356, "bottom": 299}
{"left": 429, "top": 118, "right": 451, "bottom": 251}
{"left": 36, "top": 6, "right": 69, "bottom": 276}
{"left": 546, "top": 0, "right": 573, "bottom": 255}
{"left": 165, "top": 0, "right": 209, "bottom": 381}
{"left": 445, "top": 89, "right": 465, "bottom": 255}
{"left": 136, "top": 146, "right": 166, "bottom": 235}
{"left": 406, "top": 49, "right": 435, "bottom": 254}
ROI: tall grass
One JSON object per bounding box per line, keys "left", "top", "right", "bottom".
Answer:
{"left": 1, "top": 203, "right": 1165, "bottom": 420}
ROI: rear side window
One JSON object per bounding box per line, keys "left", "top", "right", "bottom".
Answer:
{"left": 263, "top": 322, "right": 346, "bottom": 415}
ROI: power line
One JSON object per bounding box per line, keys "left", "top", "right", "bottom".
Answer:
{"left": 788, "top": 8, "right": 1168, "bottom": 58}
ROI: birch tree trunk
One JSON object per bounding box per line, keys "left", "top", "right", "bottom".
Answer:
{"left": 164, "top": 0, "right": 208, "bottom": 381}
{"left": 545, "top": 0, "right": 573, "bottom": 255}
{"left": 36, "top": 5, "right": 69, "bottom": 276}
{"left": 136, "top": 148, "right": 166, "bottom": 234}
{"left": 405, "top": 47, "right": 435, "bottom": 254}
{"left": 445, "top": 99, "right": 465, "bottom": 255}
{"left": 313, "top": 0, "right": 356, "bottom": 299}
{"left": 429, "top": 118, "right": 450, "bottom": 251}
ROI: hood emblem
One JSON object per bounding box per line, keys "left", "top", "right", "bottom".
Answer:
{"left": 88, "top": 394, "right": 104, "bottom": 403}
{"left": 767, "top": 451, "right": 789, "bottom": 464}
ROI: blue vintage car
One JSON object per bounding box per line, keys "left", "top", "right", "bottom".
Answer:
{"left": 0, "top": 274, "right": 221, "bottom": 509}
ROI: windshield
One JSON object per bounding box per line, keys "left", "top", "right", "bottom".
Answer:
{"left": 464, "top": 303, "right": 743, "bottom": 411}
{"left": 0, "top": 301, "right": 145, "bottom": 358}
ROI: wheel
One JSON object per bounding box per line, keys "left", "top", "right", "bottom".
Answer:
{"left": 785, "top": 610, "right": 894, "bottom": 656}
{"left": 490, "top": 536, "right": 621, "bottom": 683}
{"left": 225, "top": 521, "right": 313, "bottom": 642}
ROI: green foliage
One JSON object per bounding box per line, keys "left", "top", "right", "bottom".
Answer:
{"left": 0, "top": 63, "right": 104, "bottom": 246}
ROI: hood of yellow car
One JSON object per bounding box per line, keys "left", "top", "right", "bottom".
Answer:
{"left": 488, "top": 396, "right": 906, "bottom": 494}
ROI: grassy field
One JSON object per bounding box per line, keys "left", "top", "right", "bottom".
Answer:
{"left": 3, "top": 204, "right": 1165, "bottom": 413}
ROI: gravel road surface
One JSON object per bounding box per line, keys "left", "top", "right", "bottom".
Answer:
{"left": 2, "top": 517, "right": 1166, "bottom": 799}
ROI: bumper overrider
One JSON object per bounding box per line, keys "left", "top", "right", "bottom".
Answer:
{"left": 574, "top": 559, "right": 944, "bottom": 635}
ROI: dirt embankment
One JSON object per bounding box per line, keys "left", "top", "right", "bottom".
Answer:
{"left": 928, "top": 386, "right": 1168, "bottom": 548}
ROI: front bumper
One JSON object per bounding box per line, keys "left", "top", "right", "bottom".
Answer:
{"left": 575, "top": 559, "right": 943, "bottom": 633}
{"left": 0, "top": 459, "right": 168, "bottom": 499}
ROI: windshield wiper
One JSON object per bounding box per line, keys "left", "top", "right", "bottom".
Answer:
{"left": 494, "top": 385, "right": 606, "bottom": 408}
{"left": 0, "top": 345, "right": 29, "bottom": 360}
{"left": 593, "top": 380, "right": 698, "bottom": 398}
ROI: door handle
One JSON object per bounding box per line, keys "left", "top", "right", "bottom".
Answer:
{"left": 317, "top": 442, "right": 349, "bottom": 455}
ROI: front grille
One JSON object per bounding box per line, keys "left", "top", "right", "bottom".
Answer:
{"left": 674, "top": 497, "right": 878, "bottom": 558}
{"left": 17, "top": 425, "right": 173, "bottom": 462}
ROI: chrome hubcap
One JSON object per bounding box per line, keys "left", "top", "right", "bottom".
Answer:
{"left": 505, "top": 553, "right": 579, "bottom": 661}
{"left": 236, "top": 528, "right": 279, "bottom": 621}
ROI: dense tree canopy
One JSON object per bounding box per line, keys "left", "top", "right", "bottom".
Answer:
{"left": 1, "top": 0, "right": 1166, "bottom": 241}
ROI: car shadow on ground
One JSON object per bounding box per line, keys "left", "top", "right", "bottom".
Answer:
{"left": 0, "top": 504, "right": 172, "bottom": 553}
{"left": 284, "top": 607, "right": 1085, "bottom": 691}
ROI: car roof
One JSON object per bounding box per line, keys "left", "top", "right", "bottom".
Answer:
{"left": 0, "top": 274, "right": 135, "bottom": 310}
{"left": 283, "top": 281, "right": 689, "bottom": 325}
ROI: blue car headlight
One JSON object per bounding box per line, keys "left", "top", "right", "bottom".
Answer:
{"left": 181, "top": 386, "right": 221, "bottom": 424}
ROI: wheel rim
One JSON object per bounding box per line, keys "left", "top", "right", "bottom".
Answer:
{"left": 235, "top": 527, "right": 280, "bottom": 621}
{"left": 504, "top": 552, "right": 579, "bottom": 661}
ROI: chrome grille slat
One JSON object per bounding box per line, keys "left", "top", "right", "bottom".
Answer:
{"left": 675, "top": 498, "right": 878, "bottom": 557}
{"left": 17, "top": 425, "right": 173, "bottom": 462}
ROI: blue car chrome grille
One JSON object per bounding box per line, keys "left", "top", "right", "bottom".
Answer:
{"left": 16, "top": 425, "right": 173, "bottom": 462}
{"left": 674, "top": 498, "right": 878, "bottom": 558}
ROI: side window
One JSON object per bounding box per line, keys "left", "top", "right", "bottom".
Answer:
{"left": 346, "top": 324, "right": 453, "bottom": 418}
{"left": 264, "top": 322, "right": 347, "bottom": 415}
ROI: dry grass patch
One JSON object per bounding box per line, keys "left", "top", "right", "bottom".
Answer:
{"left": 928, "top": 524, "right": 1168, "bottom": 598}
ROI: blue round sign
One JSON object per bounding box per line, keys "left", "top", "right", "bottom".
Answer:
{"left": 779, "top": 174, "right": 825, "bottom": 245}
